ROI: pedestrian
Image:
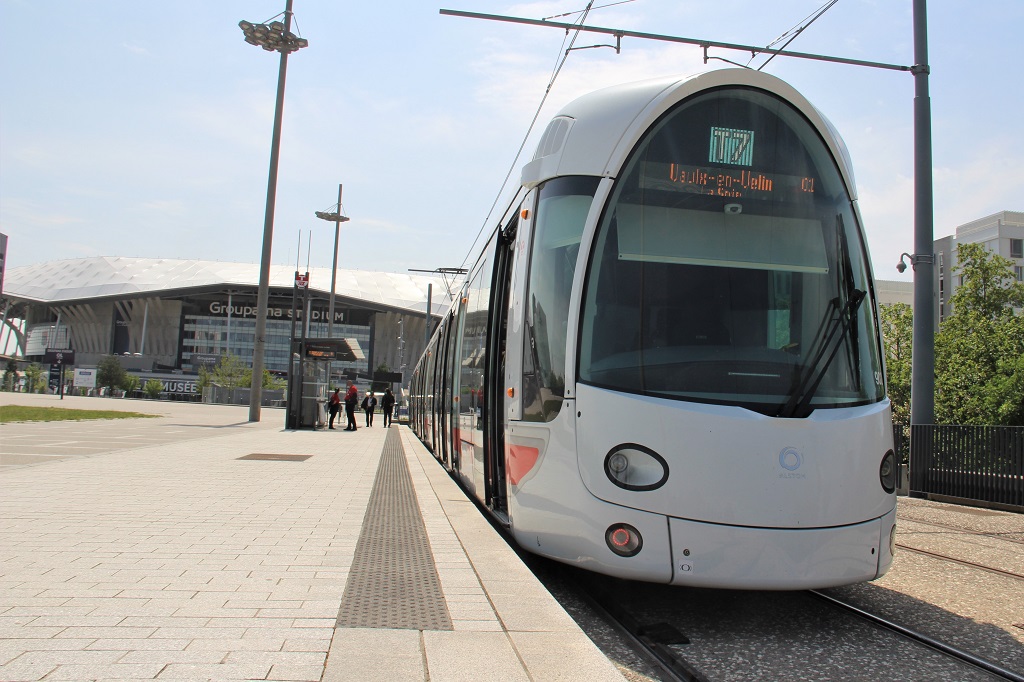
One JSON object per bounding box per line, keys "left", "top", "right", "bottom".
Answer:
{"left": 361, "top": 391, "right": 377, "bottom": 427}
{"left": 381, "top": 387, "right": 396, "bottom": 427}
{"left": 344, "top": 381, "right": 359, "bottom": 431}
{"left": 328, "top": 388, "right": 341, "bottom": 429}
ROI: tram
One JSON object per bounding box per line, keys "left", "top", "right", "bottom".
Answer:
{"left": 410, "top": 68, "right": 897, "bottom": 589}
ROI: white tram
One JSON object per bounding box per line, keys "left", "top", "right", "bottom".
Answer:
{"left": 411, "top": 68, "right": 897, "bottom": 589}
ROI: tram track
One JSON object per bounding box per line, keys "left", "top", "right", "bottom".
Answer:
{"left": 899, "top": 516, "right": 1024, "bottom": 545}
{"left": 895, "top": 542, "right": 1024, "bottom": 581}
{"left": 574, "top": 573, "right": 708, "bottom": 682}
{"left": 809, "top": 590, "right": 1024, "bottom": 682}
{"left": 538, "top": 558, "right": 1024, "bottom": 682}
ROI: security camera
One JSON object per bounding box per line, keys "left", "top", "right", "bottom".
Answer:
{"left": 896, "top": 260, "right": 907, "bottom": 274}
{"left": 724, "top": 203, "right": 742, "bottom": 214}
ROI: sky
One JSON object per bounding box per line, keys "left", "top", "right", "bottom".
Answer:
{"left": 2, "top": 0, "right": 1022, "bottom": 285}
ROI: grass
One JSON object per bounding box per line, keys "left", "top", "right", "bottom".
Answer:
{"left": 0, "top": 405, "right": 160, "bottom": 423}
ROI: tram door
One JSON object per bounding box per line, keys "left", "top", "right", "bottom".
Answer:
{"left": 483, "top": 215, "right": 518, "bottom": 518}
{"left": 438, "top": 311, "right": 455, "bottom": 468}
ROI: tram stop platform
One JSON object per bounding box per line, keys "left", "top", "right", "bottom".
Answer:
{"left": 0, "top": 395, "right": 626, "bottom": 681}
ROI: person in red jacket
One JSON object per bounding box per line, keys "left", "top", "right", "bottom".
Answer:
{"left": 328, "top": 388, "right": 341, "bottom": 430}
{"left": 343, "top": 382, "right": 359, "bottom": 431}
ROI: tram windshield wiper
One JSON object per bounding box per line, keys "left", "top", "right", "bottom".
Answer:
{"left": 778, "top": 288, "right": 866, "bottom": 419}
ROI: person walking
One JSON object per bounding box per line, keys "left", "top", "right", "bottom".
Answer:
{"left": 381, "top": 387, "right": 396, "bottom": 427}
{"left": 344, "top": 382, "right": 359, "bottom": 431}
{"left": 328, "top": 388, "right": 341, "bottom": 429}
{"left": 361, "top": 391, "right": 377, "bottom": 427}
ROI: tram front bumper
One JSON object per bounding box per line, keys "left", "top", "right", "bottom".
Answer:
{"left": 668, "top": 507, "right": 897, "bottom": 590}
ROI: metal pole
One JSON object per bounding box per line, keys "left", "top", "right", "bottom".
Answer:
{"left": 910, "top": 0, "right": 935, "bottom": 426}
{"left": 288, "top": 271, "right": 299, "bottom": 429}
{"left": 439, "top": 9, "right": 912, "bottom": 73}
{"left": 328, "top": 184, "right": 342, "bottom": 387}
{"left": 424, "top": 283, "right": 432, "bottom": 350}
{"left": 249, "top": 0, "right": 296, "bottom": 422}
{"left": 225, "top": 292, "right": 232, "bottom": 354}
{"left": 298, "top": 273, "right": 309, "bottom": 427}
{"left": 329, "top": 184, "right": 342, "bottom": 340}
{"left": 140, "top": 300, "right": 149, "bottom": 356}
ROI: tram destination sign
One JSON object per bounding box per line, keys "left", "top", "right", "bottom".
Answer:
{"left": 642, "top": 162, "right": 816, "bottom": 200}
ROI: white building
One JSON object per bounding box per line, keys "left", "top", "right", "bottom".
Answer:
{"left": 1, "top": 257, "right": 453, "bottom": 394}
{"left": 933, "top": 210, "right": 1024, "bottom": 322}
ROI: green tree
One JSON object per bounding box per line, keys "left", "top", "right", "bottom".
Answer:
{"left": 372, "top": 362, "right": 391, "bottom": 392}
{"left": 121, "top": 373, "right": 140, "bottom": 396}
{"left": 935, "top": 243, "right": 1024, "bottom": 425}
{"left": 97, "top": 356, "right": 127, "bottom": 395}
{"left": 143, "top": 378, "right": 164, "bottom": 399}
{"left": 212, "top": 353, "right": 249, "bottom": 390}
{"left": 879, "top": 302, "right": 913, "bottom": 426}
{"left": 2, "top": 358, "right": 16, "bottom": 391}
{"left": 24, "top": 363, "right": 46, "bottom": 393}
{"left": 262, "top": 369, "right": 286, "bottom": 390}
{"left": 197, "top": 365, "right": 213, "bottom": 394}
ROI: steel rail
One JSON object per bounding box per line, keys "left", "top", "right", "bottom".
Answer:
{"left": 899, "top": 517, "right": 1024, "bottom": 546}
{"left": 575, "top": 576, "right": 708, "bottom": 682}
{"left": 809, "top": 590, "right": 1024, "bottom": 682}
{"left": 896, "top": 543, "right": 1024, "bottom": 581}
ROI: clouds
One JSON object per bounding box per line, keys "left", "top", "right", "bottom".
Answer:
{"left": 0, "top": 0, "right": 1019, "bottom": 280}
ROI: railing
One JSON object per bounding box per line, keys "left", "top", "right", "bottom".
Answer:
{"left": 906, "top": 424, "right": 1024, "bottom": 508}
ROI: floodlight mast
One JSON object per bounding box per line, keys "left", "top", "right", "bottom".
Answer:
{"left": 240, "top": 0, "right": 308, "bottom": 423}
{"left": 440, "top": 3, "right": 935, "bottom": 427}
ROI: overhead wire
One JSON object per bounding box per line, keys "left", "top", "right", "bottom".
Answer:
{"left": 750, "top": 0, "right": 840, "bottom": 70}
{"left": 543, "top": 0, "right": 635, "bottom": 22}
{"left": 457, "top": 1, "right": 599, "bottom": 274}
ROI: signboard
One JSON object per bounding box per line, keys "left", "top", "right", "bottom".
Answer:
{"left": 44, "top": 348, "right": 75, "bottom": 365}
{"left": 373, "top": 371, "right": 403, "bottom": 384}
{"left": 709, "top": 127, "right": 755, "bottom": 166}
{"left": 74, "top": 368, "right": 97, "bottom": 388}
{"left": 190, "top": 353, "right": 221, "bottom": 369}
{"left": 304, "top": 338, "right": 365, "bottom": 362}
{"left": 126, "top": 373, "right": 199, "bottom": 395}
{"left": 295, "top": 272, "right": 309, "bottom": 289}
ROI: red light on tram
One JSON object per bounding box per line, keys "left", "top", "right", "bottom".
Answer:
{"left": 610, "top": 528, "right": 631, "bottom": 547}
{"left": 521, "top": 208, "right": 530, "bottom": 220}
{"left": 605, "top": 523, "right": 643, "bottom": 557}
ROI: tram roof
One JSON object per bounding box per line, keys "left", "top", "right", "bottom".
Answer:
{"left": 3, "top": 256, "right": 453, "bottom": 317}
{"left": 522, "top": 68, "right": 856, "bottom": 197}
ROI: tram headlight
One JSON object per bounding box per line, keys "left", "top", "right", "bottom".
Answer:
{"left": 604, "top": 444, "right": 669, "bottom": 491}
{"left": 879, "top": 449, "right": 896, "bottom": 494}
{"left": 606, "top": 523, "right": 643, "bottom": 557}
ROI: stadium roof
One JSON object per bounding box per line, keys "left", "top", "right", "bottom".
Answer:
{"left": 3, "top": 257, "right": 455, "bottom": 317}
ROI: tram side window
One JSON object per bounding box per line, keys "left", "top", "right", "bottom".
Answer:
{"left": 521, "top": 176, "right": 600, "bottom": 422}
{"left": 459, "top": 256, "right": 491, "bottom": 443}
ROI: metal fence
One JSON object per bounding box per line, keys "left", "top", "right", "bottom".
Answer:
{"left": 903, "top": 424, "right": 1024, "bottom": 508}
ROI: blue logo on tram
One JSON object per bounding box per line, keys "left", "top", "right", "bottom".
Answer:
{"left": 779, "top": 447, "right": 803, "bottom": 471}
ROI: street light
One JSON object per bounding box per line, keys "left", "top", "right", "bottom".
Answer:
{"left": 315, "top": 184, "right": 350, "bottom": 386}
{"left": 239, "top": 1, "right": 309, "bottom": 423}
{"left": 314, "top": 185, "right": 351, "bottom": 339}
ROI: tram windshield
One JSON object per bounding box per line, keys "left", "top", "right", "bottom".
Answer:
{"left": 578, "top": 86, "right": 884, "bottom": 417}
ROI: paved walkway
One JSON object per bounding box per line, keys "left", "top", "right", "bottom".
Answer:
{"left": 0, "top": 394, "right": 624, "bottom": 681}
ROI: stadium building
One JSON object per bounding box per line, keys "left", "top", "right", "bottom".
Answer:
{"left": 0, "top": 256, "right": 452, "bottom": 398}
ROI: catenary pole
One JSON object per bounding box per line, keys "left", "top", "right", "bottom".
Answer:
{"left": 910, "top": 0, "right": 935, "bottom": 427}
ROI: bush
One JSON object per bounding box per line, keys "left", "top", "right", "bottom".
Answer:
{"left": 143, "top": 379, "right": 164, "bottom": 400}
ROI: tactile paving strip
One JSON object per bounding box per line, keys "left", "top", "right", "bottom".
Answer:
{"left": 335, "top": 429, "right": 453, "bottom": 630}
